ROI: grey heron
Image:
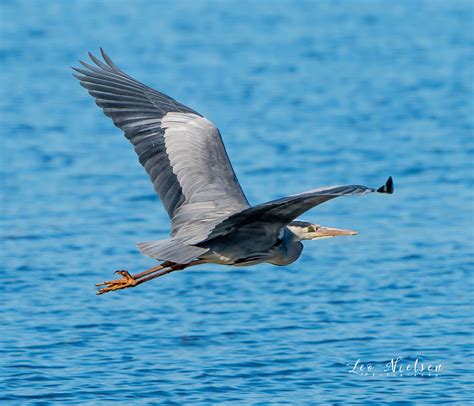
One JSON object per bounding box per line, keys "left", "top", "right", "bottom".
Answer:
{"left": 72, "top": 49, "right": 394, "bottom": 295}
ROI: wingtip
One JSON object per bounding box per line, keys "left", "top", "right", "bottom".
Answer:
{"left": 78, "top": 59, "right": 90, "bottom": 69}
{"left": 99, "top": 47, "right": 118, "bottom": 70}
{"left": 99, "top": 47, "right": 108, "bottom": 62}
{"left": 71, "top": 66, "right": 85, "bottom": 75}
{"left": 377, "top": 176, "right": 394, "bottom": 194}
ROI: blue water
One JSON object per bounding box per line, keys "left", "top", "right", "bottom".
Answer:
{"left": 1, "top": 0, "right": 473, "bottom": 403}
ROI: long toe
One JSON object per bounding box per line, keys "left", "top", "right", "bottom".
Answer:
{"left": 95, "top": 271, "right": 137, "bottom": 295}
{"left": 97, "top": 283, "right": 127, "bottom": 295}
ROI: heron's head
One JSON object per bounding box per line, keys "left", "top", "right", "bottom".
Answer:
{"left": 287, "top": 220, "right": 358, "bottom": 241}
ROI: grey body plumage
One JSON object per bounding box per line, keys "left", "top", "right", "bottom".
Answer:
{"left": 73, "top": 49, "right": 394, "bottom": 275}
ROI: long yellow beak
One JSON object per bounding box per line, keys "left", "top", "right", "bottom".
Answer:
{"left": 316, "top": 226, "right": 359, "bottom": 237}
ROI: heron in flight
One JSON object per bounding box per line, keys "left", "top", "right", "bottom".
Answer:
{"left": 73, "top": 49, "right": 394, "bottom": 295}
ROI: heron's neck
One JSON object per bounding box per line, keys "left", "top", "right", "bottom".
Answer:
{"left": 268, "top": 240, "right": 303, "bottom": 266}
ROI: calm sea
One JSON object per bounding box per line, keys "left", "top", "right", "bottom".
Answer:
{"left": 1, "top": 0, "right": 473, "bottom": 403}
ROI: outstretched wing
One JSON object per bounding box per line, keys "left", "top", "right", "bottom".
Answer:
{"left": 201, "top": 177, "right": 394, "bottom": 244}
{"left": 73, "top": 49, "right": 250, "bottom": 238}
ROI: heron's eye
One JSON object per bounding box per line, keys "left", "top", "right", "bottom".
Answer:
{"left": 308, "top": 225, "right": 319, "bottom": 232}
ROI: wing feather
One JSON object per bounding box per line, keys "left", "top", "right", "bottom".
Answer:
{"left": 202, "top": 178, "right": 393, "bottom": 244}
{"left": 73, "top": 50, "right": 249, "bottom": 237}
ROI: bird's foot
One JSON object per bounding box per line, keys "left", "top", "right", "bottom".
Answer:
{"left": 96, "top": 270, "right": 138, "bottom": 295}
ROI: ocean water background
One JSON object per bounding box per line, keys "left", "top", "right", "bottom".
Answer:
{"left": 1, "top": 0, "right": 473, "bottom": 403}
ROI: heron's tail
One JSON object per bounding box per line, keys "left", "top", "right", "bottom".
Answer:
{"left": 137, "top": 239, "right": 209, "bottom": 264}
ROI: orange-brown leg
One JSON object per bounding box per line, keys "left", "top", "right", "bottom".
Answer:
{"left": 131, "top": 259, "right": 206, "bottom": 287}
{"left": 95, "top": 259, "right": 206, "bottom": 295}
{"left": 95, "top": 260, "right": 172, "bottom": 295}
{"left": 130, "top": 261, "right": 173, "bottom": 279}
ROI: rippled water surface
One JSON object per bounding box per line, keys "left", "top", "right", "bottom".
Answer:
{"left": 1, "top": 0, "right": 473, "bottom": 404}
